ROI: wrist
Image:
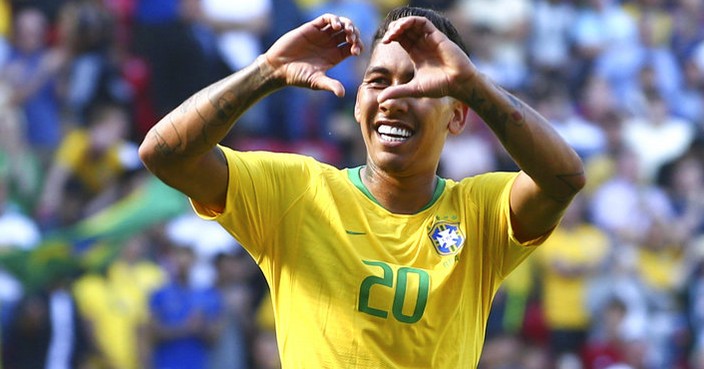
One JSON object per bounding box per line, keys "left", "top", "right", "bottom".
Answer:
{"left": 255, "top": 54, "right": 286, "bottom": 91}
{"left": 453, "top": 71, "right": 485, "bottom": 106}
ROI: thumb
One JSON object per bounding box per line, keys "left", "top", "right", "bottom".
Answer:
{"left": 312, "top": 75, "right": 345, "bottom": 97}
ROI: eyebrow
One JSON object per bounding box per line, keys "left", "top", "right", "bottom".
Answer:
{"left": 364, "top": 66, "right": 391, "bottom": 77}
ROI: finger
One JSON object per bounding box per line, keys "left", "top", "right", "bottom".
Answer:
{"left": 323, "top": 16, "right": 362, "bottom": 56}
{"left": 382, "top": 16, "right": 430, "bottom": 44}
{"left": 338, "top": 17, "right": 362, "bottom": 55}
{"left": 349, "top": 21, "right": 364, "bottom": 55}
{"left": 377, "top": 83, "right": 420, "bottom": 102}
{"left": 314, "top": 13, "right": 344, "bottom": 32}
{"left": 312, "top": 75, "right": 346, "bottom": 98}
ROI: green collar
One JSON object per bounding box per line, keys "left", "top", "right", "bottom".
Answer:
{"left": 347, "top": 166, "right": 445, "bottom": 213}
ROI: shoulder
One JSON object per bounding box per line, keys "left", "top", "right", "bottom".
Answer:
{"left": 449, "top": 171, "right": 519, "bottom": 195}
{"left": 220, "top": 146, "right": 343, "bottom": 181}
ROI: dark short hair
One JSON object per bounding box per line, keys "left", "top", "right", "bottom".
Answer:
{"left": 372, "top": 6, "right": 469, "bottom": 57}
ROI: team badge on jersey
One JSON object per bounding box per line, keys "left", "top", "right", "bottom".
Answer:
{"left": 428, "top": 221, "right": 465, "bottom": 256}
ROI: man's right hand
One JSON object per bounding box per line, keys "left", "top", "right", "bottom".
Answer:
{"left": 262, "top": 13, "right": 363, "bottom": 98}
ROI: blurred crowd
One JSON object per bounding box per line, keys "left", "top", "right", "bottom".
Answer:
{"left": 0, "top": 0, "right": 703, "bottom": 368}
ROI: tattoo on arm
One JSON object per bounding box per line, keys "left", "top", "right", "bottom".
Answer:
{"left": 208, "top": 89, "right": 240, "bottom": 127}
{"left": 466, "top": 82, "right": 527, "bottom": 142}
{"left": 152, "top": 124, "right": 179, "bottom": 157}
{"left": 547, "top": 171, "right": 586, "bottom": 203}
{"left": 556, "top": 172, "right": 585, "bottom": 193}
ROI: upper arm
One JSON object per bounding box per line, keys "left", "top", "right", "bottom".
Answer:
{"left": 509, "top": 171, "right": 574, "bottom": 243}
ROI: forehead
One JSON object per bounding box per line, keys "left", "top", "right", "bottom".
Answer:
{"left": 366, "top": 41, "right": 414, "bottom": 74}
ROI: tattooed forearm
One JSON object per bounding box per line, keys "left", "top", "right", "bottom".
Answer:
{"left": 504, "top": 92, "right": 526, "bottom": 127}
{"left": 461, "top": 73, "right": 584, "bottom": 200}
{"left": 465, "top": 79, "right": 528, "bottom": 142}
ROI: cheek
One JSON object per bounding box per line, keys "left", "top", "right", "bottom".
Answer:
{"left": 355, "top": 91, "right": 379, "bottom": 122}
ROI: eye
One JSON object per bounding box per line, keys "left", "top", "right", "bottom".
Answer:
{"left": 366, "top": 77, "right": 389, "bottom": 89}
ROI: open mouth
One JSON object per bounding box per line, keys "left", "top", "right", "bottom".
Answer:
{"left": 377, "top": 124, "right": 413, "bottom": 142}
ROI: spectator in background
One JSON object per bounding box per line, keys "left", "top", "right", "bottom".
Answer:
{"left": 251, "top": 291, "right": 280, "bottom": 369}
{"left": 673, "top": 53, "right": 704, "bottom": 128}
{"left": 622, "top": 0, "right": 673, "bottom": 49}
{"left": 131, "top": 0, "right": 212, "bottom": 118}
{"left": 589, "top": 148, "right": 675, "bottom": 248}
{"left": 582, "top": 297, "right": 630, "bottom": 369}
{"left": 259, "top": 0, "right": 307, "bottom": 142}
{"left": 535, "top": 195, "right": 611, "bottom": 365}
{"left": 9, "top": 0, "right": 71, "bottom": 25}
{"left": 195, "top": 0, "right": 271, "bottom": 78}
{"left": 2, "top": 263, "right": 90, "bottom": 369}
{"left": 570, "top": 0, "right": 639, "bottom": 99}
{"left": 36, "top": 102, "right": 141, "bottom": 228}
{"left": 208, "top": 249, "right": 261, "bottom": 369}
{"left": 0, "top": 0, "right": 9, "bottom": 67}
{"left": 685, "top": 236, "right": 704, "bottom": 368}
{"left": 73, "top": 233, "right": 165, "bottom": 369}
{"left": 193, "top": 0, "right": 272, "bottom": 137}
{"left": 670, "top": 0, "right": 704, "bottom": 65}
{"left": 534, "top": 83, "right": 606, "bottom": 160}
{"left": 0, "top": 178, "right": 41, "bottom": 332}
{"left": 0, "top": 179, "right": 41, "bottom": 251}
{"left": 164, "top": 212, "right": 242, "bottom": 289}
{"left": 577, "top": 74, "right": 621, "bottom": 125}
{"left": 660, "top": 148, "right": 704, "bottom": 248}
{"left": 303, "top": 0, "right": 380, "bottom": 142}
{"left": 622, "top": 91, "right": 695, "bottom": 182}
{"left": 439, "top": 111, "right": 498, "bottom": 180}
{"left": 0, "top": 79, "right": 42, "bottom": 209}
{"left": 632, "top": 220, "right": 686, "bottom": 368}
{"left": 613, "top": 14, "right": 683, "bottom": 116}
{"left": 582, "top": 109, "right": 626, "bottom": 196}
{"left": 149, "top": 245, "right": 223, "bottom": 369}
{"left": 251, "top": 329, "right": 280, "bottom": 369}
{"left": 55, "top": 0, "right": 133, "bottom": 126}
{"left": 528, "top": 0, "right": 575, "bottom": 83}
{"left": 1, "top": 7, "right": 66, "bottom": 164}
{"left": 454, "top": 0, "right": 533, "bottom": 90}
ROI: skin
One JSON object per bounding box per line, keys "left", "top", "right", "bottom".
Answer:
{"left": 139, "top": 13, "right": 585, "bottom": 243}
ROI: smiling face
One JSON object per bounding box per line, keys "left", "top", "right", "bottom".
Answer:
{"left": 354, "top": 41, "right": 466, "bottom": 177}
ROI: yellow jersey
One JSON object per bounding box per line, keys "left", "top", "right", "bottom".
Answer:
{"left": 55, "top": 129, "right": 128, "bottom": 193}
{"left": 536, "top": 224, "right": 610, "bottom": 329}
{"left": 193, "top": 148, "right": 545, "bottom": 369}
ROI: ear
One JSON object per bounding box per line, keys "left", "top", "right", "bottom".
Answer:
{"left": 448, "top": 101, "right": 469, "bottom": 135}
{"left": 354, "top": 90, "right": 361, "bottom": 124}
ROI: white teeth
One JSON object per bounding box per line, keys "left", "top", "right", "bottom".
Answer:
{"left": 377, "top": 125, "right": 411, "bottom": 138}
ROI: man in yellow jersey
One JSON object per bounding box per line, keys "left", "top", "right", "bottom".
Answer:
{"left": 139, "top": 6, "right": 585, "bottom": 368}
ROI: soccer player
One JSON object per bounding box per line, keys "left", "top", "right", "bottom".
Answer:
{"left": 139, "top": 6, "right": 585, "bottom": 368}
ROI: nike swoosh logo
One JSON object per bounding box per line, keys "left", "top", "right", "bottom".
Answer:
{"left": 345, "top": 230, "right": 367, "bottom": 235}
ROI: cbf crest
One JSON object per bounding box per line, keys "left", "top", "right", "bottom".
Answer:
{"left": 428, "top": 221, "right": 465, "bottom": 256}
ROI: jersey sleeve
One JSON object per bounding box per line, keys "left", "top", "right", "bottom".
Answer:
{"left": 465, "top": 172, "right": 551, "bottom": 279}
{"left": 190, "top": 146, "right": 318, "bottom": 262}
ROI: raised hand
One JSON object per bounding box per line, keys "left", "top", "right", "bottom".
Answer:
{"left": 262, "top": 14, "right": 363, "bottom": 97}
{"left": 377, "top": 16, "right": 478, "bottom": 103}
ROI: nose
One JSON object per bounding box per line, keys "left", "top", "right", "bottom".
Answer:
{"left": 378, "top": 94, "right": 409, "bottom": 115}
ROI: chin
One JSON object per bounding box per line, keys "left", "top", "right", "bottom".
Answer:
{"left": 369, "top": 153, "right": 414, "bottom": 174}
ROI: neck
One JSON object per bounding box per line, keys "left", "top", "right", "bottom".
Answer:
{"left": 361, "top": 165, "right": 439, "bottom": 214}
